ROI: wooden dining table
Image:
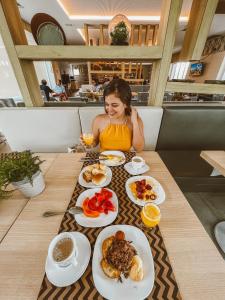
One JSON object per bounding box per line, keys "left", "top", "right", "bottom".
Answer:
{"left": 0, "top": 152, "right": 225, "bottom": 300}
{"left": 201, "top": 150, "right": 225, "bottom": 177}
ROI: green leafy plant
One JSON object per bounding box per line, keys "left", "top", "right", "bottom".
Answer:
{"left": 0, "top": 151, "right": 44, "bottom": 185}
{"left": 110, "top": 21, "right": 129, "bottom": 45}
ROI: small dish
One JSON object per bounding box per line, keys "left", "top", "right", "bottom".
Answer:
{"left": 75, "top": 188, "right": 118, "bottom": 228}
{"left": 45, "top": 232, "right": 91, "bottom": 287}
{"left": 124, "top": 162, "right": 150, "bottom": 175}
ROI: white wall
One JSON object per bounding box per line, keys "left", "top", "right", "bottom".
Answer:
{"left": 0, "top": 31, "right": 56, "bottom": 101}
{"left": 0, "top": 35, "right": 22, "bottom": 99}
{"left": 26, "top": 31, "right": 56, "bottom": 89}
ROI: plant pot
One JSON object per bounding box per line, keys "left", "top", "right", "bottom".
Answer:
{"left": 12, "top": 171, "right": 45, "bottom": 198}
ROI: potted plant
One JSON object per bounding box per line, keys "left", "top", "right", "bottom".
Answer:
{"left": 0, "top": 151, "right": 45, "bottom": 198}
{"left": 110, "top": 21, "right": 129, "bottom": 45}
{"left": 0, "top": 176, "right": 13, "bottom": 200}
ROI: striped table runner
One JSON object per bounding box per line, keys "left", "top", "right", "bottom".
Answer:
{"left": 38, "top": 152, "right": 181, "bottom": 300}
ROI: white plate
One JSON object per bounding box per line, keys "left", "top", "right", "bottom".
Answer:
{"left": 79, "top": 165, "right": 112, "bottom": 188}
{"left": 100, "top": 150, "right": 126, "bottom": 166}
{"left": 45, "top": 232, "right": 91, "bottom": 287}
{"left": 92, "top": 224, "right": 154, "bottom": 300}
{"left": 75, "top": 188, "right": 118, "bottom": 228}
{"left": 125, "top": 175, "right": 166, "bottom": 206}
{"left": 124, "top": 162, "right": 150, "bottom": 175}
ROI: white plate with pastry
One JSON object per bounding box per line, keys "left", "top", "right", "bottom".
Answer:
{"left": 79, "top": 163, "right": 112, "bottom": 188}
{"left": 92, "top": 224, "right": 154, "bottom": 300}
{"left": 99, "top": 151, "right": 126, "bottom": 167}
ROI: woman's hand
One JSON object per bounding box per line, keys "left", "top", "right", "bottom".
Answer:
{"left": 80, "top": 134, "right": 95, "bottom": 150}
{"left": 130, "top": 107, "right": 139, "bottom": 124}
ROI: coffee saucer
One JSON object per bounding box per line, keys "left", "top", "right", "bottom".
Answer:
{"left": 45, "top": 232, "right": 91, "bottom": 287}
{"left": 124, "top": 162, "right": 149, "bottom": 175}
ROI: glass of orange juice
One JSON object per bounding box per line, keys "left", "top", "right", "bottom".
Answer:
{"left": 82, "top": 133, "right": 94, "bottom": 147}
{"left": 141, "top": 203, "right": 161, "bottom": 229}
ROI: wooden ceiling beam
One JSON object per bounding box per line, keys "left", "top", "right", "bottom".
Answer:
{"left": 15, "top": 45, "right": 163, "bottom": 61}
{"left": 179, "top": 0, "right": 219, "bottom": 61}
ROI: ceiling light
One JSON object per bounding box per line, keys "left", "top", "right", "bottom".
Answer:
{"left": 57, "top": 1, "right": 188, "bottom": 22}
{"left": 69, "top": 15, "right": 188, "bottom": 22}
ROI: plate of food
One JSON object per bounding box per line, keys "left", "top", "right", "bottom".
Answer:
{"left": 92, "top": 225, "right": 154, "bottom": 300}
{"left": 99, "top": 151, "right": 126, "bottom": 166}
{"left": 79, "top": 163, "right": 112, "bottom": 188}
{"left": 126, "top": 176, "right": 165, "bottom": 206}
{"left": 75, "top": 188, "right": 118, "bottom": 227}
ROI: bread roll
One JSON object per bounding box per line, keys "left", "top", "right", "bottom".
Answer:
{"left": 92, "top": 168, "right": 105, "bottom": 176}
{"left": 86, "top": 165, "right": 94, "bottom": 172}
{"left": 129, "top": 255, "right": 144, "bottom": 281}
{"left": 92, "top": 173, "right": 106, "bottom": 185}
{"left": 82, "top": 170, "right": 92, "bottom": 182}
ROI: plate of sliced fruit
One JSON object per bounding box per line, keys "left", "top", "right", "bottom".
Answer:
{"left": 75, "top": 188, "right": 118, "bottom": 227}
{"left": 125, "top": 176, "right": 165, "bottom": 206}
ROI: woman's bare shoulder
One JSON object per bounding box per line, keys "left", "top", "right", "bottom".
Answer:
{"left": 93, "top": 114, "right": 108, "bottom": 122}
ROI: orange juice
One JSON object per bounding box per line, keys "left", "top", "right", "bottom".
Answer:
{"left": 141, "top": 203, "right": 161, "bottom": 228}
{"left": 83, "top": 133, "right": 94, "bottom": 146}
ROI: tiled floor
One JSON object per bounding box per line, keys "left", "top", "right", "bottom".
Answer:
{"left": 185, "top": 192, "right": 225, "bottom": 259}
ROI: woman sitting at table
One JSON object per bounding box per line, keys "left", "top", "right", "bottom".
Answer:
{"left": 89, "top": 78, "right": 145, "bottom": 152}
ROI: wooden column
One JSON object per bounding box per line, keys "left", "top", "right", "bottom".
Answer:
{"left": 179, "top": 0, "right": 219, "bottom": 61}
{"left": 149, "top": 0, "right": 183, "bottom": 106}
{"left": 99, "top": 24, "right": 104, "bottom": 45}
{"left": 138, "top": 25, "right": 143, "bottom": 46}
{"left": 145, "top": 25, "right": 150, "bottom": 46}
{"left": 52, "top": 61, "right": 61, "bottom": 83}
{"left": 0, "top": 0, "right": 43, "bottom": 107}
{"left": 84, "top": 24, "right": 92, "bottom": 84}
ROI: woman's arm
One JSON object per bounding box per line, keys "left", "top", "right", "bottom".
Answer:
{"left": 91, "top": 115, "right": 101, "bottom": 147}
{"left": 131, "top": 108, "right": 145, "bottom": 152}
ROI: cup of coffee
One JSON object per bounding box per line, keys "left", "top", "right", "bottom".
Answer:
{"left": 131, "top": 156, "right": 145, "bottom": 170}
{"left": 48, "top": 232, "right": 78, "bottom": 268}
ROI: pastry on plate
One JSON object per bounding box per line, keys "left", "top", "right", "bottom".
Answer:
{"left": 100, "top": 230, "right": 143, "bottom": 282}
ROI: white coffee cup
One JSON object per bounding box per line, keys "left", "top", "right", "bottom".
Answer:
{"left": 48, "top": 232, "right": 78, "bottom": 268}
{"left": 131, "top": 156, "right": 145, "bottom": 170}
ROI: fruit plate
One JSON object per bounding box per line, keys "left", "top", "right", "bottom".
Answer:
{"left": 75, "top": 188, "right": 118, "bottom": 228}
{"left": 79, "top": 165, "right": 112, "bottom": 188}
{"left": 125, "top": 176, "right": 165, "bottom": 207}
{"left": 92, "top": 225, "right": 154, "bottom": 300}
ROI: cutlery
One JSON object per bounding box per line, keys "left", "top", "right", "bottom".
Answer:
{"left": 79, "top": 158, "right": 107, "bottom": 161}
{"left": 42, "top": 206, "right": 83, "bottom": 218}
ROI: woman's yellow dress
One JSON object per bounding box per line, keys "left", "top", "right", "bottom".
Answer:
{"left": 99, "top": 122, "right": 132, "bottom": 152}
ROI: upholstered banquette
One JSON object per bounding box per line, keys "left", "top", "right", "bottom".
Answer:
{"left": 0, "top": 106, "right": 163, "bottom": 152}
{"left": 157, "top": 106, "right": 225, "bottom": 191}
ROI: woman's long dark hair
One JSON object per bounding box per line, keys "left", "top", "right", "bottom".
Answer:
{"left": 103, "top": 79, "right": 132, "bottom": 116}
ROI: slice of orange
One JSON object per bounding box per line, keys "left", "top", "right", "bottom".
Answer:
{"left": 82, "top": 198, "right": 100, "bottom": 218}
